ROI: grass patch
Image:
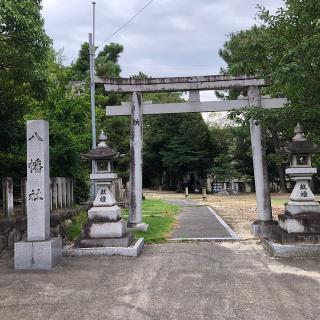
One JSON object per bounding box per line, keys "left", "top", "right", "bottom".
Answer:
{"left": 271, "top": 197, "right": 287, "bottom": 205}
{"left": 66, "top": 200, "right": 179, "bottom": 244}
{"left": 67, "top": 210, "right": 88, "bottom": 241}
{"left": 123, "top": 199, "right": 179, "bottom": 244}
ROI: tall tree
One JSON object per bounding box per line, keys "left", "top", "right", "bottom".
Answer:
{"left": 0, "top": 0, "right": 50, "bottom": 177}
{"left": 69, "top": 42, "right": 90, "bottom": 81}
{"left": 218, "top": 0, "right": 320, "bottom": 191}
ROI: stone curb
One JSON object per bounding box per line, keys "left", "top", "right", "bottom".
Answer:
{"left": 206, "top": 206, "right": 240, "bottom": 240}
{"left": 62, "top": 237, "right": 144, "bottom": 258}
{"left": 169, "top": 237, "right": 238, "bottom": 242}
{"left": 261, "top": 238, "right": 320, "bottom": 257}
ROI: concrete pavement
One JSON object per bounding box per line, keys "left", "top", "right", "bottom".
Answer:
{"left": 0, "top": 242, "right": 320, "bottom": 320}
{"left": 168, "top": 200, "right": 238, "bottom": 240}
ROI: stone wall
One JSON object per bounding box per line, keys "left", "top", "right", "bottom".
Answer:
{"left": 0, "top": 206, "right": 87, "bottom": 259}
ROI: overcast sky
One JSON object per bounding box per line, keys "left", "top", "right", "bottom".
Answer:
{"left": 42, "top": 0, "right": 283, "bottom": 102}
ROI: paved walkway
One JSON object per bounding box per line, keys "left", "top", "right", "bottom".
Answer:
{"left": 168, "top": 199, "right": 238, "bottom": 240}
{"left": 1, "top": 242, "right": 320, "bottom": 320}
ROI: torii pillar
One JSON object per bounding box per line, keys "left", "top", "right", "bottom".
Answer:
{"left": 128, "top": 91, "right": 149, "bottom": 231}
{"left": 248, "top": 86, "right": 277, "bottom": 237}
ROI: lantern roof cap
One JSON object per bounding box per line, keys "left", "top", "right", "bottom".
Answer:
{"left": 285, "top": 123, "right": 320, "bottom": 154}
{"left": 83, "top": 130, "right": 120, "bottom": 160}
{"left": 293, "top": 123, "right": 306, "bottom": 142}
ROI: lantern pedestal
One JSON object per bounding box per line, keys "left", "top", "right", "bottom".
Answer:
{"left": 284, "top": 201, "right": 320, "bottom": 216}
{"left": 280, "top": 167, "right": 320, "bottom": 234}
{"left": 77, "top": 184, "right": 134, "bottom": 248}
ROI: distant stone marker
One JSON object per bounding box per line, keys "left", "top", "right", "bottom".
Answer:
{"left": 14, "top": 120, "right": 62, "bottom": 270}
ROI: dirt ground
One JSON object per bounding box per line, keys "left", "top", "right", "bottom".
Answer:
{"left": 144, "top": 191, "right": 293, "bottom": 239}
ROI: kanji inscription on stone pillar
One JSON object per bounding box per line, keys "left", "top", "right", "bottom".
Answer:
{"left": 26, "top": 120, "right": 50, "bottom": 241}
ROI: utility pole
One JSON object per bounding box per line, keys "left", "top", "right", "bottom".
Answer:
{"left": 89, "top": 2, "right": 97, "bottom": 199}
{"left": 89, "top": 1, "right": 96, "bottom": 149}
{"left": 89, "top": 33, "right": 96, "bottom": 149}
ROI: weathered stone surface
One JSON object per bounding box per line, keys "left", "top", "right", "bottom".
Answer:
{"left": 129, "top": 91, "right": 143, "bottom": 225}
{"left": 262, "top": 238, "right": 320, "bottom": 257}
{"left": 127, "top": 222, "right": 149, "bottom": 232}
{"left": 26, "top": 120, "right": 50, "bottom": 241}
{"left": 64, "top": 237, "right": 144, "bottom": 257}
{"left": 78, "top": 233, "right": 133, "bottom": 248}
{"left": 106, "top": 98, "right": 288, "bottom": 116}
{"left": 88, "top": 205, "right": 121, "bottom": 221}
{"left": 248, "top": 86, "right": 272, "bottom": 223}
{"left": 285, "top": 201, "right": 320, "bottom": 215}
{"left": 251, "top": 220, "right": 278, "bottom": 238}
{"left": 84, "top": 219, "right": 127, "bottom": 238}
{"left": 14, "top": 237, "right": 62, "bottom": 270}
{"left": 0, "top": 207, "right": 85, "bottom": 258}
{"left": 279, "top": 213, "right": 320, "bottom": 234}
{"left": 92, "top": 185, "right": 117, "bottom": 207}
{"left": 100, "top": 75, "right": 267, "bottom": 92}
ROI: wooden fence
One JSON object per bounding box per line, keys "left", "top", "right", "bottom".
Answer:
{"left": 1, "top": 177, "right": 74, "bottom": 217}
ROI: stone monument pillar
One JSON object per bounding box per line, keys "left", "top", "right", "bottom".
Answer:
{"left": 14, "top": 120, "right": 62, "bottom": 270}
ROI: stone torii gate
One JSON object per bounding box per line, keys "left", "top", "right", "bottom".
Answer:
{"left": 97, "top": 75, "right": 287, "bottom": 237}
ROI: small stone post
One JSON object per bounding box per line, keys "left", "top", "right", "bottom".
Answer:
{"left": 185, "top": 186, "right": 189, "bottom": 198}
{"left": 202, "top": 187, "right": 207, "bottom": 200}
{"left": 128, "top": 91, "right": 148, "bottom": 231}
{"left": 248, "top": 87, "right": 275, "bottom": 237}
{"left": 2, "top": 177, "right": 14, "bottom": 217}
{"left": 14, "top": 120, "right": 62, "bottom": 270}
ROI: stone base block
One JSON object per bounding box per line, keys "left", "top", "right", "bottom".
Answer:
{"left": 285, "top": 201, "right": 320, "bottom": 215}
{"left": 127, "top": 222, "right": 149, "bottom": 232}
{"left": 14, "top": 238, "right": 62, "bottom": 270}
{"left": 271, "top": 225, "right": 320, "bottom": 244}
{"left": 63, "top": 238, "right": 144, "bottom": 258}
{"left": 279, "top": 213, "right": 320, "bottom": 234}
{"left": 261, "top": 238, "right": 320, "bottom": 257}
{"left": 251, "top": 220, "right": 278, "bottom": 238}
{"left": 88, "top": 205, "right": 121, "bottom": 221}
{"left": 84, "top": 219, "right": 127, "bottom": 238}
{"left": 78, "top": 233, "right": 133, "bottom": 248}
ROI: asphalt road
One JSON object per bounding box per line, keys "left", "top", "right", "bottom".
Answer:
{"left": 1, "top": 242, "right": 320, "bottom": 320}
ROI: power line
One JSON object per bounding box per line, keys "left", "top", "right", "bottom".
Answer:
{"left": 96, "top": 0, "right": 154, "bottom": 49}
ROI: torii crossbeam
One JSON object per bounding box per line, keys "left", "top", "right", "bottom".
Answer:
{"left": 99, "top": 74, "right": 287, "bottom": 237}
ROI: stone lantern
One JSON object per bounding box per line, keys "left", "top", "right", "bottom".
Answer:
{"left": 279, "top": 123, "right": 320, "bottom": 234}
{"left": 83, "top": 130, "right": 120, "bottom": 199}
{"left": 79, "top": 130, "right": 132, "bottom": 248}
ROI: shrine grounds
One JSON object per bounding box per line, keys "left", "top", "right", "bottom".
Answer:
{"left": 145, "top": 191, "right": 313, "bottom": 239}
{"left": 1, "top": 241, "right": 320, "bottom": 319}
{"left": 1, "top": 192, "right": 320, "bottom": 319}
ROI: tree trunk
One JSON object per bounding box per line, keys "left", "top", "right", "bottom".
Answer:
{"left": 270, "top": 126, "right": 287, "bottom": 193}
